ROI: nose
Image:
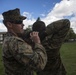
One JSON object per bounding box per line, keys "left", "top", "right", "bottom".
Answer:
{"left": 22, "top": 24, "right": 24, "bottom": 26}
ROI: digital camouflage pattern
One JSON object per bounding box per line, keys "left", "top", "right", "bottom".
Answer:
{"left": 2, "top": 8, "right": 26, "bottom": 21}
{"left": 2, "top": 32, "right": 47, "bottom": 75}
{"left": 38, "top": 19, "right": 70, "bottom": 75}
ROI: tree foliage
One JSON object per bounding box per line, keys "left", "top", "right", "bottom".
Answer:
{"left": 65, "top": 28, "right": 76, "bottom": 41}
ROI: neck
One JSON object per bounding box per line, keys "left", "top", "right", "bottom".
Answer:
{"left": 8, "top": 29, "right": 18, "bottom": 36}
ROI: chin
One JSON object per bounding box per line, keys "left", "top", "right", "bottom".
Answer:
{"left": 19, "top": 30, "right": 24, "bottom": 33}
{"left": 21, "top": 30, "right": 24, "bottom": 33}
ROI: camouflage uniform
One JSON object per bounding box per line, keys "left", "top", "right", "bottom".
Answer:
{"left": 2, "top": 32, "right": 47, "bottom": 75}
{"left": 38, "top": 19, "right": 70, "bottom": 75}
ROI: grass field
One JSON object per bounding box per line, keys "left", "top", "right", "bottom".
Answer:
{"left": 0, "top": 42, "right": 76, "bottom": 75}
{"left": 60, "top": 42, "right": 76, "bottom": 75}
{"left": 0, "top": 44, "right": 4, "bottom": 75}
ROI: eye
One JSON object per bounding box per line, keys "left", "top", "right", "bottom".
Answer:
{"left": 9, "top": 20, "right": 23, "bottom": 24}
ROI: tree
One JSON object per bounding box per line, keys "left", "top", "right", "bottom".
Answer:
{"left": 65, "top": 28, "right": 76, "bottom": 41}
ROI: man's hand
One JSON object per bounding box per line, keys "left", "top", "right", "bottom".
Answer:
{"left": 30, "top": 31, "right": 41, "bottom": 44}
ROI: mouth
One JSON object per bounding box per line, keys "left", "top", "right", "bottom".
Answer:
{"left": 21, "top": 26, "right": 23, "bottom": 29}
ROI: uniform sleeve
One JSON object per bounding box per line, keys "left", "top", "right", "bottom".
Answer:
{"left": 45, "top": 19, "right": 70, "bottom": 48}
{"left": 9, "top": 37, "right": 47, "bottom": 71}
{"left": 46, "top": 19, "right": 70, "bottom": 35}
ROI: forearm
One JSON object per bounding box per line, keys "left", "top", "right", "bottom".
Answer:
{"left": 46, "top": 19, "right": 70, "bottom": 35}
{"left": 24, "top": 43, "right": 47, "bottom": 71}
{"left": 33, "top": 43, "right": 47, "bottom": 70}
{"left": 44, "top": 19, "right": 70, "bottom": 48}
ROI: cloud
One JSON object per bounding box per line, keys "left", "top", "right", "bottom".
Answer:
{"left": 41, "top": 0, "right": 76, "bottom": 33}
{"left": 0, "top": 14, "right": 3, "bottom": 20}
{"left": 23, "top": 12, "right": 35, "bottom": 20}
{"left": 23, "top": 19, "right": 36, "bottom": 29}
{"left": 0, "top": 22, "right": 7, "bottom": 32}
{"left": 40, "top": 14, "right": 46, "bottom": 17}
{"left": 0, "top": 0, "right": 76, "bottom": 33}
{"left": 42, "top": 4, "right": 46, "bottom": 7}
{"left": 22, "top": 12, "right": 36, "bottom": 29}
{"left": 0, "top": 14, "right": 7, "bottom": 32}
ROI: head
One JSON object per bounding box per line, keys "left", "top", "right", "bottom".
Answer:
{"left": 32, "top": 21, "right": 47, "bottom": 41}
{"left": 2, "top": 8, "right": 26, "bottom": 35}
{"left": 32, "top": 21, "right": 46, "bottom": 33}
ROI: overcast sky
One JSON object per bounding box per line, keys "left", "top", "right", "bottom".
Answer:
{"left": 0, "top": 0, "right": 76, "bottom": 33}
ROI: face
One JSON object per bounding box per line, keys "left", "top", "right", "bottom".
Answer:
{"left": 7, "top": 20, "right": 24, "bottom": 34}
{"left": 12, "top": 23, "right": 24, "bottom": 34}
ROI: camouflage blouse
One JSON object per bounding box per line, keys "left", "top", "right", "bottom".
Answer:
{"left": 2, "top": 32, "right": 47, "bottom": 75}
{"left": 38, "top": 19, "right": 70, "bottom": 75}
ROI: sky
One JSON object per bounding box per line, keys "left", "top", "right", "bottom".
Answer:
{"left": 0, "top": 0, "right": 76, "bottom": 33}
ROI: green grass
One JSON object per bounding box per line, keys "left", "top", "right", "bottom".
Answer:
{"left": 0, "top": 42, "right": 76, "bottom": 75}
{"left": 0, "top": 45, "right": 4, "bottom": 75}
{"left": 60, "top": 42, "right": 76, "bottom": 75}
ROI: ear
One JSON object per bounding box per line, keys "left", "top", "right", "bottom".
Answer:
{"left": 6, "top": 22, "right": 12, "bottom": 28}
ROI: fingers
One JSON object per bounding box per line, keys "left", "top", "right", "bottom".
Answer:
{"left": 30, "top": 31, "right": 39, "bottom": 37}
{"left": 30, "top": 31, "right": 40, "bottom": 43}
